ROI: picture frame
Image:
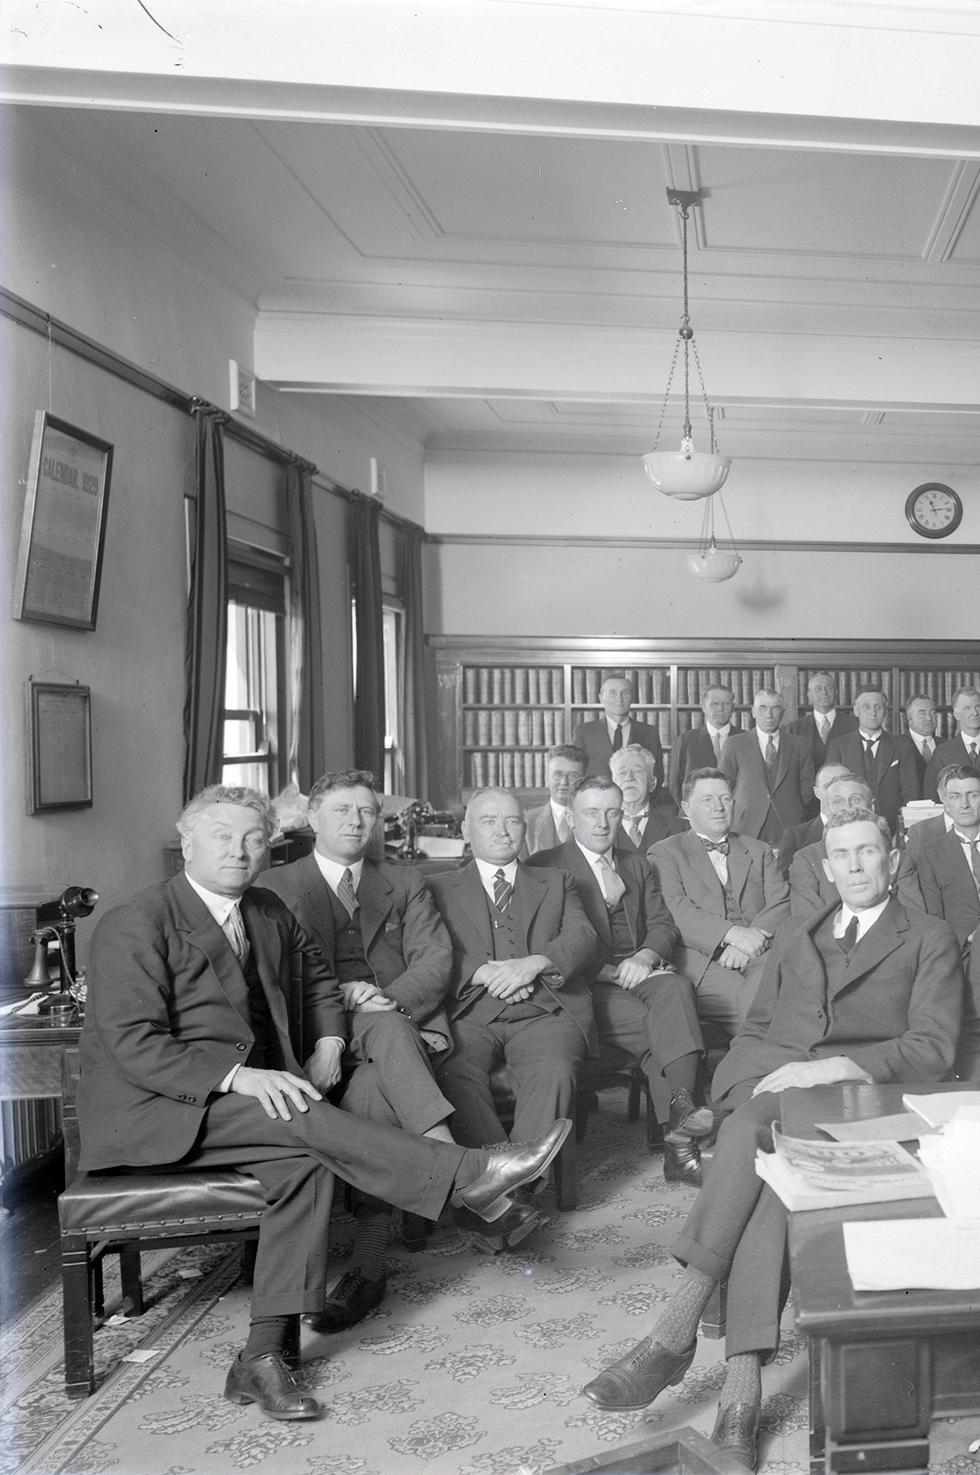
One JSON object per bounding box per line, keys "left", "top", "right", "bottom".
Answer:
{"left": 26, "top": 681, "right": 93, "bottom": 813}
{"left": 13, "top": 412, "right": 114, "bottom": 630}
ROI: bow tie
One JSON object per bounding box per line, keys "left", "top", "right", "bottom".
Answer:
{"left": 701, "top": 837, "right": 730, "bottom": 855}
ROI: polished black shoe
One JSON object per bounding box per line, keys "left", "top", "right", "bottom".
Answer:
{"left": 454, "top": 1191, "right": 547, "bottom": 1253}
{"left": 454, "top": 1119, "right": 572, "bottom": 1221}
{"left": 664, "top": 1087, "right": 715, "bottom": 1145}
{"left": 581, "top": 1337, "right": 696, "bottom": 1411}
{"left": 663, "top": 1138, "right": 703, "bottom": 1186}
{"left": 223, "top": 1353, "right": 321, "bottom": 1420}
{"left": 304, "top": 1269, "right": 387, "bottom": 1333}
{"left": 710, "top": 1400, "right": 761, "bottom": 1471}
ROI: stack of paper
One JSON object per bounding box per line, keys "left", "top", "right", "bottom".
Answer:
{"left": 844, "top": 1219, "right": 980, "bottom": 1290}
{"left": 756, "top": 1126, "right": 931, "bottom": 1212}
{"left": 917, "top": 1111, "right": 980, "bottom": 1223}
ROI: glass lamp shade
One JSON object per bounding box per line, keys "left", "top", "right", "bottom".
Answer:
{"left": 642, "top": 445, "right": 732, "bottom": 500}
{"left": 686, "top": 545, "right": 742, "bottom": 582}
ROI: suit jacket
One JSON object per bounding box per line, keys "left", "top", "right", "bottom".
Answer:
{"left": 776, "top": 815, "right": 824, "bottom": 879}
{"left": 923, "top": 735, "right": 980, "bottom": 801}
{"left": 825, "top": 729, "right": 920, "bottom": 828}
{"left": 787, "top": 710, "right": 859, "bottom": 772}
{"left": 523, "top": 802, "right": 563, "bottom": 856}
{"left": 907, "top": 735, "right": 935, "bottom": 793}
{"left": 428, "top": 861, "right": 597, "bottom": 1050}
{"left": 526, "top": 839, "right": 679, "bottom": 974}
{"left": 788, "top": 838, "right": 839, "bottom": 916}
{"left": 668, "top": 721, "right": 740, "bottom": 806}
{"left": 571, "top": 717, "right": 664, "bottom": 785}
{"left": 910, "top": 828, "right": 980, "bottom": 948}
{"left": 711, "top": 897, "right": 963, "bottom": 1107}
{"left": 903, "top": 814, "right": 948, "bottom": 855}
{"left": 646, "top": 828, "right": 790, "bottom": 986}
{"left": 720, "top": 730, "right": 816, "bottom": 843}
{"left": 256, "top": 854, "right": 453, "bottom": 1047}
{"left": 78, "top": 873, "right": 345, "bottom": 1171}
{"left": 615, "top": 790, "right": 688, "bottom": 854}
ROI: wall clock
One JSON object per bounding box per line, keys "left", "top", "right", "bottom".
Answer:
{"left": 905, "top": 483, "right": 963, "bottom": 539}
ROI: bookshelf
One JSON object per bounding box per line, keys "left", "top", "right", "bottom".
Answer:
{"left": 427, "top": 638, "right": 980, "bottom": 807}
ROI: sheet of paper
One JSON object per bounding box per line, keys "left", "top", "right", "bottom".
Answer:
{"left": 844, "top": 1219, "right": 980, "bottom": 1290}
{"left": 816, "top": 1112, "right": 933, "bottom": 1143}
{"left": 903, "top": 1092, "right": 980, "bottom": 1128}
{"left": 121, "top": 1349, "right": 162, "bottom": 1363}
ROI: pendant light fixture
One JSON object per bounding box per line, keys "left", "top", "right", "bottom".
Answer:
{"left": 687, "top": 488, "right": 742, "bottom": 582}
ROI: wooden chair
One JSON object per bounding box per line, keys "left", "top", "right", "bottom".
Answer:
{"left": 57, "top": 1048, "right": 267, "bottom": 1398}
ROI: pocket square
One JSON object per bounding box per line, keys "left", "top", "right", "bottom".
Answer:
{"left": 888, "top": 759, "right": 898, "bottom": 769}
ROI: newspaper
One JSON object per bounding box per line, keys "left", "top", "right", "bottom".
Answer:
{"left": 755, "top": 1123, "right": 932, "bottom": 1212}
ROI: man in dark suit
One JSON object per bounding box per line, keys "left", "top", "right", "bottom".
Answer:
{"left": 787, "top": 671, "right": 859, "bottom": 780}
{"left": 257, "top": 769, "right": 461, "bottom": 1326}
{"left": 572, "top": 674, "right": 664, "bottom": 785}
{"left": 80, "top": 786, "right": 571, "bottom": 1420}
{"left": 529, "top": 775, "right": 711, "bottom": 1185}
{"left": 582, "top": 810, "right": 963, "bottom": 1471}
{"left": 668, "top": 685, "right": 739, "bottom": 806}
{"left": 720, "top": 689, "right": 815, "bottom": 846}
{"left": 610, "top": 743, "right": 687, "bottom": 853}
{"left": 904, "top": 692, "right": 939, "bottom": 792}
{"left": 787, "top": 774, "right": 873, "bottom": 914}
{"left": 430, "top": 787, "right": 597, "bottom": 1176}
{"left": 775, "top": 761, "right": 850, "bottom": 878}
{"left": 826, "top": 688, "right": 920, "bottom": 830}
{"left": 523, "top": 744, "right": 587, "bottom": 854}
{"left": 647, "top": 769, "right": 789, "bottom": 1036}
{"left": 923, "top": 686, "right": 980, "bottom": 800}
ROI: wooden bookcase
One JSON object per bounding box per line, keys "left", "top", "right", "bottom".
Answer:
{"left": 426, "top": 637, "right": 980, "bottom": 807}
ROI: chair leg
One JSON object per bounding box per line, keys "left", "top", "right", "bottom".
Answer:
{"left": 627, "top": 1069, "right": 643, "bottom": 1122}
{"left": 400, "top": 1212, "right": 430, "bottom": 1252}
{"left": 119, "top": 1244, "right": 145, "bottom": 1316}
{"left": 242, "top": 1238, "right": 258, "bottom": 1285}
{"left": 700, "top": 1277, "right": 728, "bottom": 1339}
{"left": 62, "top": 1234, "right": 96, "bottom": 1398}
{"left": 552, "top": 1133, "right": 578, "bottom": 1211}
{"left": 645, "top": 1089, "right": 664, "bottom": 1152}
{"left": 92, "top": 1257, "right": 105, "bottom": 1318}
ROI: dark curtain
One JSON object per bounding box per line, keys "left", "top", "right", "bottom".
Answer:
{"left": 350, "top": 492, "right": 385, "bottom": 779}
{"left": 182, "top": 405, "right": 228, "bottom": 802}
{"left": 397, "top": 522, "right": 429, "bottom": 798}
{"left": 286, "top": 458, "right": 326, "bottom": 791}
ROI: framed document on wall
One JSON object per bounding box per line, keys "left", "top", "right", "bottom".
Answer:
{"left": 14, "top": 412, "right": 114, "bottom": 630}
{"left": 26, "top": 681, "right": 93, "bottom": 813}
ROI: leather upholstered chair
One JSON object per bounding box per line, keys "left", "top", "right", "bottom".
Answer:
{"left": 58, "top": 1048, "right": 267, "bottom": 1397}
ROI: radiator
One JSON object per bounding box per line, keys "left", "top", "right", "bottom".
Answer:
{"left": 0, "top": 1097, "right": 61, "bottom": 1175}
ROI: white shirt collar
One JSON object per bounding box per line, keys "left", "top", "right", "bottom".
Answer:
{"left": 313, "top": 851, "right": 365, "bottom": 894}
{"left": 550, "top": 799, "right": 570, "bottom": 826}
{"left": 184, "top": 873, "right": 244, "bottom": 927}
{"left": 756, "top": 727, "right": 779, "bottom": 753}
{"left": 814, "top": 708, "right": 837, "bottom": 725}
{"left": 574, "top": 839, "right": 614, "bottom": 877}
{"left": 704, "top": 721, "right": 732, "bottom": 738}
{"left": 606, "top": 716, "right": 631, "bottom": 742}
{"left": 859, "top": 729, "right": 883, "bottom": 743}
{"left": 474, "top": 857, "right": 518, "bottom": 887}
{"left": 835, "top": 897, "right": 889, "bottom": 941}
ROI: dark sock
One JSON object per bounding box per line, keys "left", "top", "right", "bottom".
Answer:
{"left": 243, "top": 1314, "right": 295, "bottom": 1361}
{"left": 663, "top": 1053, "right": 701, "bottom": 1096}
{"left": 347, "top": 1206, "right": 391, "bottom": 1282}
{"left": 451, "top": 1148, "right": 490, "bottom": 1198}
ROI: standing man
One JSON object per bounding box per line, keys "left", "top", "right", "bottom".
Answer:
{"left": 826, "top": 688, "right": 919, "bottom": 831}
{"left": 787, "top": 774, "right": 874, "bottom": 915}
{"left": 528, "top": 776, "right": 711, "bottom": 1185}
{"left": 720, "top": 689, "right": 815, "bottom": 847}
{"left": 572, "top": 674, "right": 664, "bottom": 785}
{"left": 80, "top": 786, "right": 571, "bottom": 1420}
{"left": 430, "top": 789, "right": 597, "bottom": 1173}
{"left": 256, "top": 769, "right": 456, "bottom": 1327}
{"left": 582, "top": 810, "right": 963, "bottom": 1471}
{"left": 669, "top": 685, "right": 739, "bottom": 806}
{"left": 924, "top": 687, "right": 980, "bottom": 800}
{"left": 610, "top": 744, "right": 686, "bottom": 853}
{"left": 776, "top": 762, "right": 851, "bottom": 878}
{"left": 904, "top": 693, "right": 939, "bottom": 793}
{"left": 788, "top": 671, "right": 858, "bottom": 775}
{"left": 523, "top": 744, "right": 587, "bottom": 854}
{"left": 647, "top": 770, "right": 789, "bottom": 1036}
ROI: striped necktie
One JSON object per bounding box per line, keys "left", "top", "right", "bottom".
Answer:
{"left": 492, "top": 868, "right": 513, "bottom": 910}
{"left": 337, "top": 867, "right": 358, "bottom": 919}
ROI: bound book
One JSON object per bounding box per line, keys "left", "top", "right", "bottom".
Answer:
{"left": 755, "top": 1123, "right": 932, "bottom": 1212}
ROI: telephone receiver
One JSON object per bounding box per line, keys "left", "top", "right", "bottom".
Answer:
{"left": 26, "top": 885, "right": 100, "bottom": 998}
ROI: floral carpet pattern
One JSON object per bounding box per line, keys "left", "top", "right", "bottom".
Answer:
{"left": 4, "top": 1092, "right": 979, "bottom": 1475}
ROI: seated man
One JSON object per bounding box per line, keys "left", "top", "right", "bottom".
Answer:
{"left": 430, "top": 788, "right": 597, "bottom": 1195}
{"left": 610, "top": 743, "right": 686, "bottom": 853}
{"left": 647, "top": 769, "right": 789, "bottom": 1037}
{"left": 528, "top": 775, "right": 711, "bottom": 1185}
{"left": 582, "top": 810, "right": 963, "bottom": 1471}
{"left": 523, "top": 744, "right": 587, "bottom": 854}
{"left": 80, "top": 785, "right": 571, "bottom": 1421}
{"left": 257, "top": 768, "right": 464, "bottom": 1326}
{"left": 787, "top": 773, "right": 873, "bottom": 915}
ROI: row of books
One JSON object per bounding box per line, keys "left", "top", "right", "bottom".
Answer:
{"left": 794, "top": 669, "right": 892, "bottom": 705}
{"left": 896, "top": 669, "right": 980, "bottom": 706}
{"left": 463, "top": 709, "right": 565, "bottom": 748}
{"left": 462, "top": 667, "right": 564, "bottom": 706}
{"left": 468, "top": 750, "right": 550, "bottom": 789}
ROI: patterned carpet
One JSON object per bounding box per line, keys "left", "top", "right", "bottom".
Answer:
{"left": 4, "top": 1091, "right": 979, "bottom": 1475}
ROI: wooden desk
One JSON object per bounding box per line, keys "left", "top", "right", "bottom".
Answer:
{"left": 783, "top": 1082, "right": 980, "bottom": 1475}
{"left": 0, "top": 1011, "right": 82, "bottom": 1099}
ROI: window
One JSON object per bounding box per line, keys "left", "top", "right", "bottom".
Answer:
{"left": 382, "top": 603, "right": 404, "bottom": 794}
{"left": 222, "top": 547, "right": 288, "bottom": 796}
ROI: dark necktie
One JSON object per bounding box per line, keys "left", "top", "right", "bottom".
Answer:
{"left": 611, "top": 724, "right": 624, "bottom": 752}
{"left": 764, "top": 736, "right": 777, "bottom": 775}
{"left": 837, "top": 915, "right": 859, "bottom": 955}
{"left": 969, "top": 741, "right": 979, "bottom": 764}
{"left": 701, "top": 837, "right": 730, "bottom": 856}
{"left": 921, "top": 738, "right": 934, "bottom": 760}
{"left": 493, "top": 868, "right": 513, "bottom": 910}
{"left": 863, "top": 738, "right": 879, "bottom": 780}
{"left": 961, "top": 837, "right": 980, "bottom": 893}
{"left": 337, "top": 867, "right": 358, "bottom": 919}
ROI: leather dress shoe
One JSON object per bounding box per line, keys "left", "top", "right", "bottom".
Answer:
{"left": 710, "top": 1400, "right": 761, "bottom": 1471}
{"left": 454, "top": 1119, "right": 571, "bottom": 1221}
{"left": 454, "top": 1190, "right": 547, "bottom": 1253}
{"left": 664, "top": 1087, "right": 715, "bottom": 1145}
{"left": 224, "top": 1353, "right": 321, "bottom": 1420}
{"left": 663, "top": 1138, "right": 703, "bottom": 1186}
{"left": 581, "top": 1336, "right": 696, "bottom": 1411}
{"left": 304, "top": 1269, "right": 386, "bottom": 1333}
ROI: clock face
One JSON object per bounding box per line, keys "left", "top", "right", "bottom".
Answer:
{"left": 905, "top": 483, "right": 963, "bottom": 539}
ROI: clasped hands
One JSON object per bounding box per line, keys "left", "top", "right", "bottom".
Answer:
{"left": 717, "top": 925, "right": 771, "bottom": 971}
{"left": 599, "top": 949, "right": 662, "bottom": 991}
{"left": 471, "top": 953, "right": 549, "bottom": 1002}
{"left": 229, "top": 1036, "right": 344, "bottom": 1120}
